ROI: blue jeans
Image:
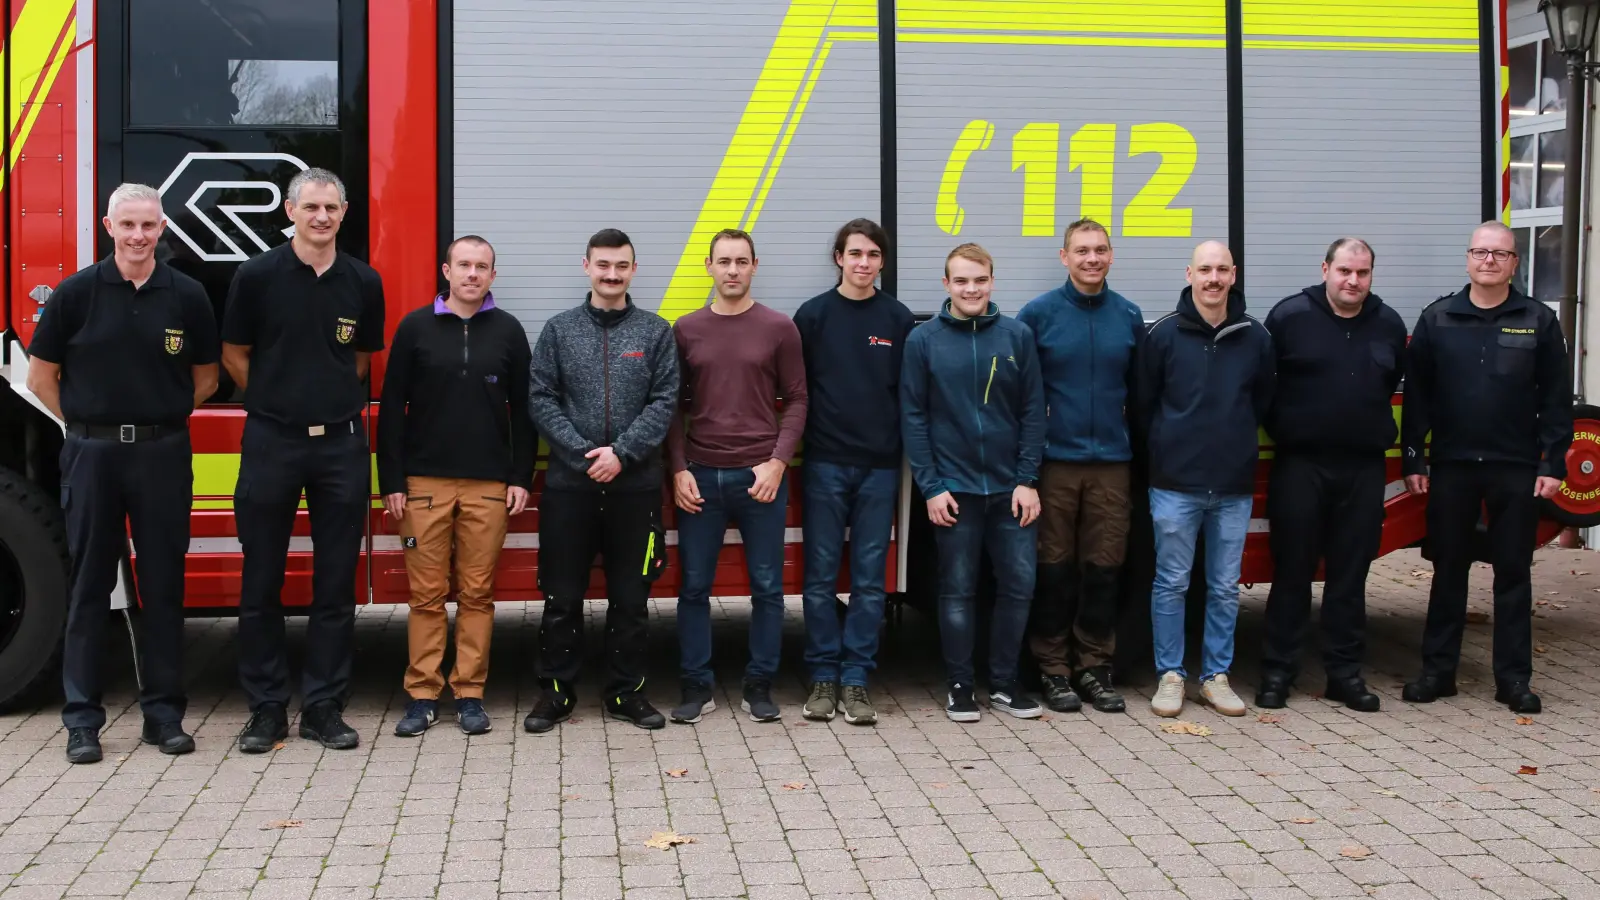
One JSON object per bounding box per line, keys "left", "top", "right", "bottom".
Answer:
{"left": 676, "top": 464, "right": 790, "bottom": 686}
{"left": 801, "top": 462, "right": 898, "bottom": 687}
{"left": 1149, "top": 488, "right": 1254, "bottom": 680}
{"left": 933, "top": 492, "right": 1037, "bottom": 688}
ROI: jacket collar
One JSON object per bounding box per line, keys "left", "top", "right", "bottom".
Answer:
{"left": 1445, "top": 284, "right": 1533, "bottom": 319}
{"left": 938, "top": 298, "right": 1000, "bottom": 331}
{"left": 584, "top": 292, "right": 635, "bottom": 328}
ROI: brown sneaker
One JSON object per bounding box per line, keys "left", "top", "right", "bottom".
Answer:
{"left": 1200, "top": 675, "right": 1247, "bottom": 717}
{"left": 1151, "top": 672, "right": 1186, "bottom": 718}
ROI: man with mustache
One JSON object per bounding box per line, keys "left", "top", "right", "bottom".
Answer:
{"left": 1257, "top": 238, "right": 1406, "bottom": 712}
{"left": 1400, "top": 221, "right": 1571, "bottom": 713}
{"left": 378, "top": 235, "right": 534, "bottom": 737}
{"left": 667, "top": 228, "right": 807, "bottom": 724}
{"left": 1137, "top": 241, "right": 1274, "bottom": 719}
{"left": 222, "top": 168, "right": 386, "bottom": 752}
{"left": 28, "top": 183, "right": 219, "bottom": 763}
{"left": 1018, "top": 218, "right": 1144, "bottom": 715}
{"left": 525, "top": 229, "right": 679, "bottom": 733}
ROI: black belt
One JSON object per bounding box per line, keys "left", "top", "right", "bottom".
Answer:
{"left": 67, "top": 423, "right": 187, "bottom": 443}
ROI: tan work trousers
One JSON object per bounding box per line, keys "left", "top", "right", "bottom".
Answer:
{"left": 399, "top": 476, "right": 509, "bottom": 699}
{"left": 1030, "top": 461, "right": 1130, "bottom": 673}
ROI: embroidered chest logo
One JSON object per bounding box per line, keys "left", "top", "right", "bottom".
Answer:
{"left": 335, "top": 317, "right": 357, "bottom": 344}
{"left": 164, "top": 329, "right": 184, "bottom": 355}
{"left": 621, "top": 350, "right": 645, "bottom": 359}
{"left": 867, "top": 336, "right": 893, "bottom": 347}
{"left": 1501, "top": 327, "right": 1536, "bottom": 335}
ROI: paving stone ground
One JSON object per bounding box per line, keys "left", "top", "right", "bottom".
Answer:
{"left": 2, "top": 548, "right": 1599, "bottom": 900}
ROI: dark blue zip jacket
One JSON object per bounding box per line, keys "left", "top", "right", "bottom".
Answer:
{"left": 901, "top": 300, "right": 1045, "bottom": 500}
{"left": 1017, "top": 279, "right": 1146, "bottom": 463}
{"left": 1136, "top": 286, "right": 1275, "bottom": 495}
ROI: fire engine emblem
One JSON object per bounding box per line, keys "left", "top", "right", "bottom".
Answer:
{"left": 335, "top": 317, "right": 357, "bottom": 344}
{"left": 164, "top": 329, "right": 184, "bottom": 355}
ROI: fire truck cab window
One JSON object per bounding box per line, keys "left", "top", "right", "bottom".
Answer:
{"left": 128, "top": 0, "right": 339, "bottom": 128}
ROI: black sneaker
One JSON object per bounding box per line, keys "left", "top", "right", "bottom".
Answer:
{"left": 523, "top": 685, "right": 575, "bottom": 734}
{"left": 740, "top": 680, "right": 781, "bottom": 722}
{"left": 1073, "top": 667, "right": 1128, "bottom": 713}
{"left": 988, "top": 682, "right": 1044, "bottom": 719}
{"left": 946, "top": 683, "right": 981, "bottom": 723}
{"left": 299, "top": 701, "right": 359, "bottom": 750}
{"left": 65, "top": 727, "right": 102, "bottom": 764}
{"left": 1041, "top": 674, "right": 1082, "bottom": 712}
{"left": 456, "top": 699, "right": 492, "bottom": 735}
{"left": 238, "top": 703, "right": 289, "bottom": 754}
{"left": 670, "top": 683, "right": 716, "bottom": 724}
{"left": 608, "top": 693, "right": 666, "bottom": 729}
{"left": 140, "top": 720, "right": 195, "bottom": 755}
{"left": 395, "top": 699, "right": 437, "bottom": 737}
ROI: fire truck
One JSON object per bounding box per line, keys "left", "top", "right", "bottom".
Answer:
{"left": 0, "top": 0, "right": 1595, "bottom": 710}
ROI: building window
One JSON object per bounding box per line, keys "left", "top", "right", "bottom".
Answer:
{"left": 1509, "top": 32, "right": 1575, "bottom": 308}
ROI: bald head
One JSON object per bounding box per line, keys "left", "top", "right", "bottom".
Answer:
{"left": 1191, "top": 240, "right": 1233, "bottom": 267}
{"left": 1186, "top": 240, "right": 1237, "bottom": 312}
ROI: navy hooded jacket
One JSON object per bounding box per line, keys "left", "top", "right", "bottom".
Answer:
{"left": 1017, "top": 279, "right": 1146, "bottom": 463}
{"left": 1136, "top": 286, "right": 1275, "bottom": 495}
{"left": 901, "top": 300, "right": 1045, "bottom": 500}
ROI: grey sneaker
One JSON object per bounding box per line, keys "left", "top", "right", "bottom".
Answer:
{"left": 1200, "top": 674, "right": 1247, "bottom": 717}
{"left": 839, "top": 685, "right": 877, "bottom": 725}
{"left": 803, "top": 681, "right": 838, "bottom": 721}
{"left": 740, "top": 680, "right": 781, "bottom": 722}
{"left": 670, "top": 683, "right": 716, "bottom": 725}
{"left": 1151, "top": 672, "right": 1186, "bottom": 718}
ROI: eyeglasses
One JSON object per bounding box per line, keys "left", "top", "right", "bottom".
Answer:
{"left": 1468, "top": 248, "right": 1517, "bottom": 261}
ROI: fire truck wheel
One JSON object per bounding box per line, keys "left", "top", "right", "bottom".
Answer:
{"left": 0, "top": 467, "right": 70, "bottom": 712}
{"left": 1541, "top": 404, "right": 1600, "bottom": 529}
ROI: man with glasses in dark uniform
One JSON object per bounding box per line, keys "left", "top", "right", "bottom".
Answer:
{"left": 221, "top": 167, "right": 387, "bottom": 752}
{"left": 28, "top": 183, "right": 219, "bottom": 763}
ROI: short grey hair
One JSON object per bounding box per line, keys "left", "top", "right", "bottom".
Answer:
{"left": 287, "top": 167, "right": 347, "bottom": 206}
{"left": 105, "top": 183, "right": 163, "bottom": 219}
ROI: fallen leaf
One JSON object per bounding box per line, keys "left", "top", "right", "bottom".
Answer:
{"left": 1409, "top": 569, "right": 1432, "bottom": 579}
{"left": 1553, "top": 603, "right": 1568, "bottom": 610}
{"left": 116, "top": 755, "right": 128, "bottom": 762}
{"left": 1465, "top": 611, "right": 1490, "bottom": 624}
{"left": 1518, "top": 765, "right": 1539, "bottom": 776}
{"left": 1373, "top": 789, "right": 1400, "bottom": 798}
{"left": 929, "top": 782, "right": 949, "bottom": 789}
{"left": 264, "top": 820, "right": 303, "bottom": 829}
{"left": 665, "top": 769, "right": 688, "bottom": 778}
{"left": 273, "top": 742, "right": 285, "bottom": 751}
{"left": 1534, "top": 644, "right": 1547, "bottom": 654}
{"left": 563, "top": 794, "right": 582, "bottom": 801}
{"left": 643, "top": 830, "right": 696, "bottom": 850}
{"left": 1160, "top": 721, "right": 1213, "bottom": 737}
{"left": 1291, "top": 817, "right": 1317, "bottom": 824}
{"left": 1256, "top": 713, "right": 1283, "bottom": 724}
{"left": 1038, "top": 715, "right": 1052, "bottom": 722}
{"left": 1515, "top": 716, "right": 1534, "bottom": 726}
{"left": 1536, "top": 599, "right": 1550, "bottom": 607}
{"left": 782, "top": 782, "right": 807, "bottom": 791}
{"left": 1340, "top": 845, "right": 1374, "bottom": 859}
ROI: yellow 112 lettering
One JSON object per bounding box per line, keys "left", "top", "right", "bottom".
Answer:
{"left": 938, "top": 120, "right": 1197, "bottom": 239}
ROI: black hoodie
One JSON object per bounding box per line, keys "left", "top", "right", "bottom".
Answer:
{"left": 1263, "top": 284, "right": 1408, "bottom": 458}
{"left": 1136, "top": 286, "right": 1275, "bottom": 495}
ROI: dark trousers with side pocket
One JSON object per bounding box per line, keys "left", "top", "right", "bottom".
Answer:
{"left": 535, "top": 488, "right": 660, "bottom": 699}
{"left": 234, "top": 417, "right": 369, "bottom": 713}
{"left": 60, "top": 430, "right": 192, "bottom": 730}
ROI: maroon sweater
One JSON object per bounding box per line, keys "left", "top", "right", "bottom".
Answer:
{"left": 667, "top": 301, "right": 808, "bottom": 471}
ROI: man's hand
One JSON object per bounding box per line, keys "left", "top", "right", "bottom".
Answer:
{"left": 1012, "top": 485, "right": 1041, "bottom": 527}
{"left": 383, "top": 493, "right": 406, "bottom": 521}
{"left": 586, "top": 446, "right": 622, "bottom": 482}
{"left": 1405, "top": 474, "right": 1429, "bottom": 496}
{"left": 749, "top": 458, "right": 787, "bottom": 503}
{"left": 926, "top": 491, "right": 959, "bottom": 527}
{"left": 674, "top": 470, "right": 704, "bottom": 514}
{"left": 506, "top": 485, "right": 530, "bottom": 515}
{"left": 1535, "top": 476, "right": 1562, "bottom": 499}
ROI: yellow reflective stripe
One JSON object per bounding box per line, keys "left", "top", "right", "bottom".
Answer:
{"left": 643, "top": 531, "right": 655, "bottom": 576}
{"left": 1501, "top": 64, "right": 1511, "bottom": 224}
{"left": 1242, "top": 1, "right": 1478, "bottom": 41}
{"left": 1242, "top": 40, "right": 1474, "bottom": 52}
{"left": 898, "top": 0, "right": 1225, "bottom": 36}
{"left": 4, "top": 0, "right": 77, "bottom": 172}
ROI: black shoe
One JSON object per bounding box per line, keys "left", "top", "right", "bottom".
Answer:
{"left": 140, "top": 720, "right": 195, "bottom": 755}
{"left": 238, "top": 703, "right": 289, "bottom": 754}
{"left": 299, "top": 701, "right": 359, "bottom": 749}
{"left": 1072, "top": 667, "right": 1127, "bottom": 713}
{"left": 740, "top": 680, "right": 781, "bottom": 722}
{"left": 1040, "top": 674, "right": 1082, "bottom": 712}
{"left": 670, "top": 682, "right": 716, "bottom": 724}
{"left": 1324, "top": 676, "right": 1380, "bottom": 712}
{"left": 988, "top": 682, "right": 1044, "bottom": 719}
{"left": 946, "top": 683, "right": 981, "bottom": 722}
{"left": 65, "top": 727, "right": 102, "bottom": 764}
{"left": 524, "top": 684, "right": 576, "bottom": 733}
{"left": 607, "top": 692, "right": 666, "bottom": 729}
{"left": 1401, "top": 673, "right": 1458, "bottom": 703}
{"left": 395, "top": 699, "right": 437, "bottom": 737}
{"left": 1495, "top": 681, "right": 1542, "bottom": 714}
{"left": 456, "top": 699, "right": 492, "bottom": 735}
{"left": 1255, "top": 672, "right": 1291, "bottom": 710}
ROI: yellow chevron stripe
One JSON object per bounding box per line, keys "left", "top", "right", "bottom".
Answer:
{"left": 3, "top": 0, "right": 77, "bottom": 172}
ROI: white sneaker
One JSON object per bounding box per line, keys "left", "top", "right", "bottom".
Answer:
{"left": 1200, "top": 674, "right": 1247, "bottom": 717}
{"left": 1151, "top": 672, "right": 1186, "bottom": 718}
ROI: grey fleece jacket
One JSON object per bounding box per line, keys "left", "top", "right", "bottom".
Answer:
{"left": 528, "top": 296, "right": 680, "bottom": 492}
